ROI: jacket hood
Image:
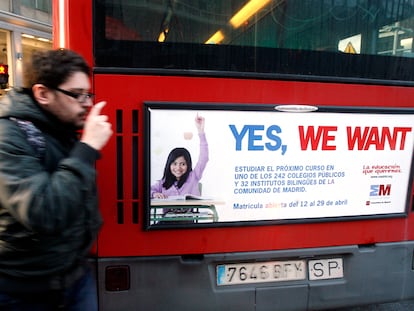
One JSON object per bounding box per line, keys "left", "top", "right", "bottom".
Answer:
{"left": 0, "top": 88, "right": 76, "bottom": 136}
{"left": 0, "top": 88, "right": 48, "bottom": 122}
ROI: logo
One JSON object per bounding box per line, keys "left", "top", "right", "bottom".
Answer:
{"left": 369, "top": 184, "right": 391, "bottom": 197}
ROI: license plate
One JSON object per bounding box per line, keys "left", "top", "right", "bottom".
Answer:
{"left": 308, "top": 258, "right": 343, "bottom": 280}
{"left": 217, "top": 260, "right": 306, "bottom": 286}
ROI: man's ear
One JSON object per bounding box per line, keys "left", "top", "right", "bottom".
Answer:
{"left": 32, "top": 84, "right": 52, "bottom": 106}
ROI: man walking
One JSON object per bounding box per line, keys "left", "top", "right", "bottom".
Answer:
{"left": 0, "top": 48, "right": 112, "bottom": 310}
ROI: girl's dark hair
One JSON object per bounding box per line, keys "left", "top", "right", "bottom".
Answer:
{"left": 24, "top": 48, "right": 90, "bottom": 88}
{"left": 162, "top": 148, "right": 192, "bottom": 189}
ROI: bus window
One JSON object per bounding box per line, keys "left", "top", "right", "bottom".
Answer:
{"left": 95, "top": 0, "right": 414, "bottom": 81}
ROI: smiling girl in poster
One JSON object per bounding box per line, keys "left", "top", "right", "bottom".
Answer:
{"left": 151, "top": 114, "right": 209, "bottom": 199}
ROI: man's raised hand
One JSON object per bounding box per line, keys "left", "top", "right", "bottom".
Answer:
{"left": 81, "top": 101, "right": 113, "bottom": 151}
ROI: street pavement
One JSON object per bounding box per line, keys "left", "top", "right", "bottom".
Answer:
{"left": 333, "top": 300, "right": 414, "bottom": 310}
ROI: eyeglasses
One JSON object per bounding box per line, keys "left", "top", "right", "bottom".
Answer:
{"left": 52, "top": 87, "right": 95, "bottom": 104}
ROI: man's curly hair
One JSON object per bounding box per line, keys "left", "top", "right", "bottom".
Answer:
{"left": 24, "top": 48, "right": 90, "bottom": 89}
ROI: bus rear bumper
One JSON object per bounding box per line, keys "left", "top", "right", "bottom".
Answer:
{"left": 96, "top": 241, "right": 414, "bottom": 311}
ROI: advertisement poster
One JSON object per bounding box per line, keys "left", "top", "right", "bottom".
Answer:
{"left": 146, "top": 104, "right": 414, "bottom": 227}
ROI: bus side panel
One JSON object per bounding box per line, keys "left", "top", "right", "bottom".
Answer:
{"left": 94, "top": 73, "right": 414, "bottom": 258}
{"left": 52, "top": 0, "right": 94, "bottom": 67}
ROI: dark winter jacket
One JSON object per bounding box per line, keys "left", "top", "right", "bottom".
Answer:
{"left": 0, "top": 88, "right": 102, "bottom": 291}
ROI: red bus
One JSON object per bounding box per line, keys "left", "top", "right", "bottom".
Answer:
{"left": 54, "top": 1, "right": 414, "bottom": 310}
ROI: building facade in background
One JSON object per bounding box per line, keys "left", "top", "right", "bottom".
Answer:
{"left": 0, "top": 0, "right": 52, "bottom": 95}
